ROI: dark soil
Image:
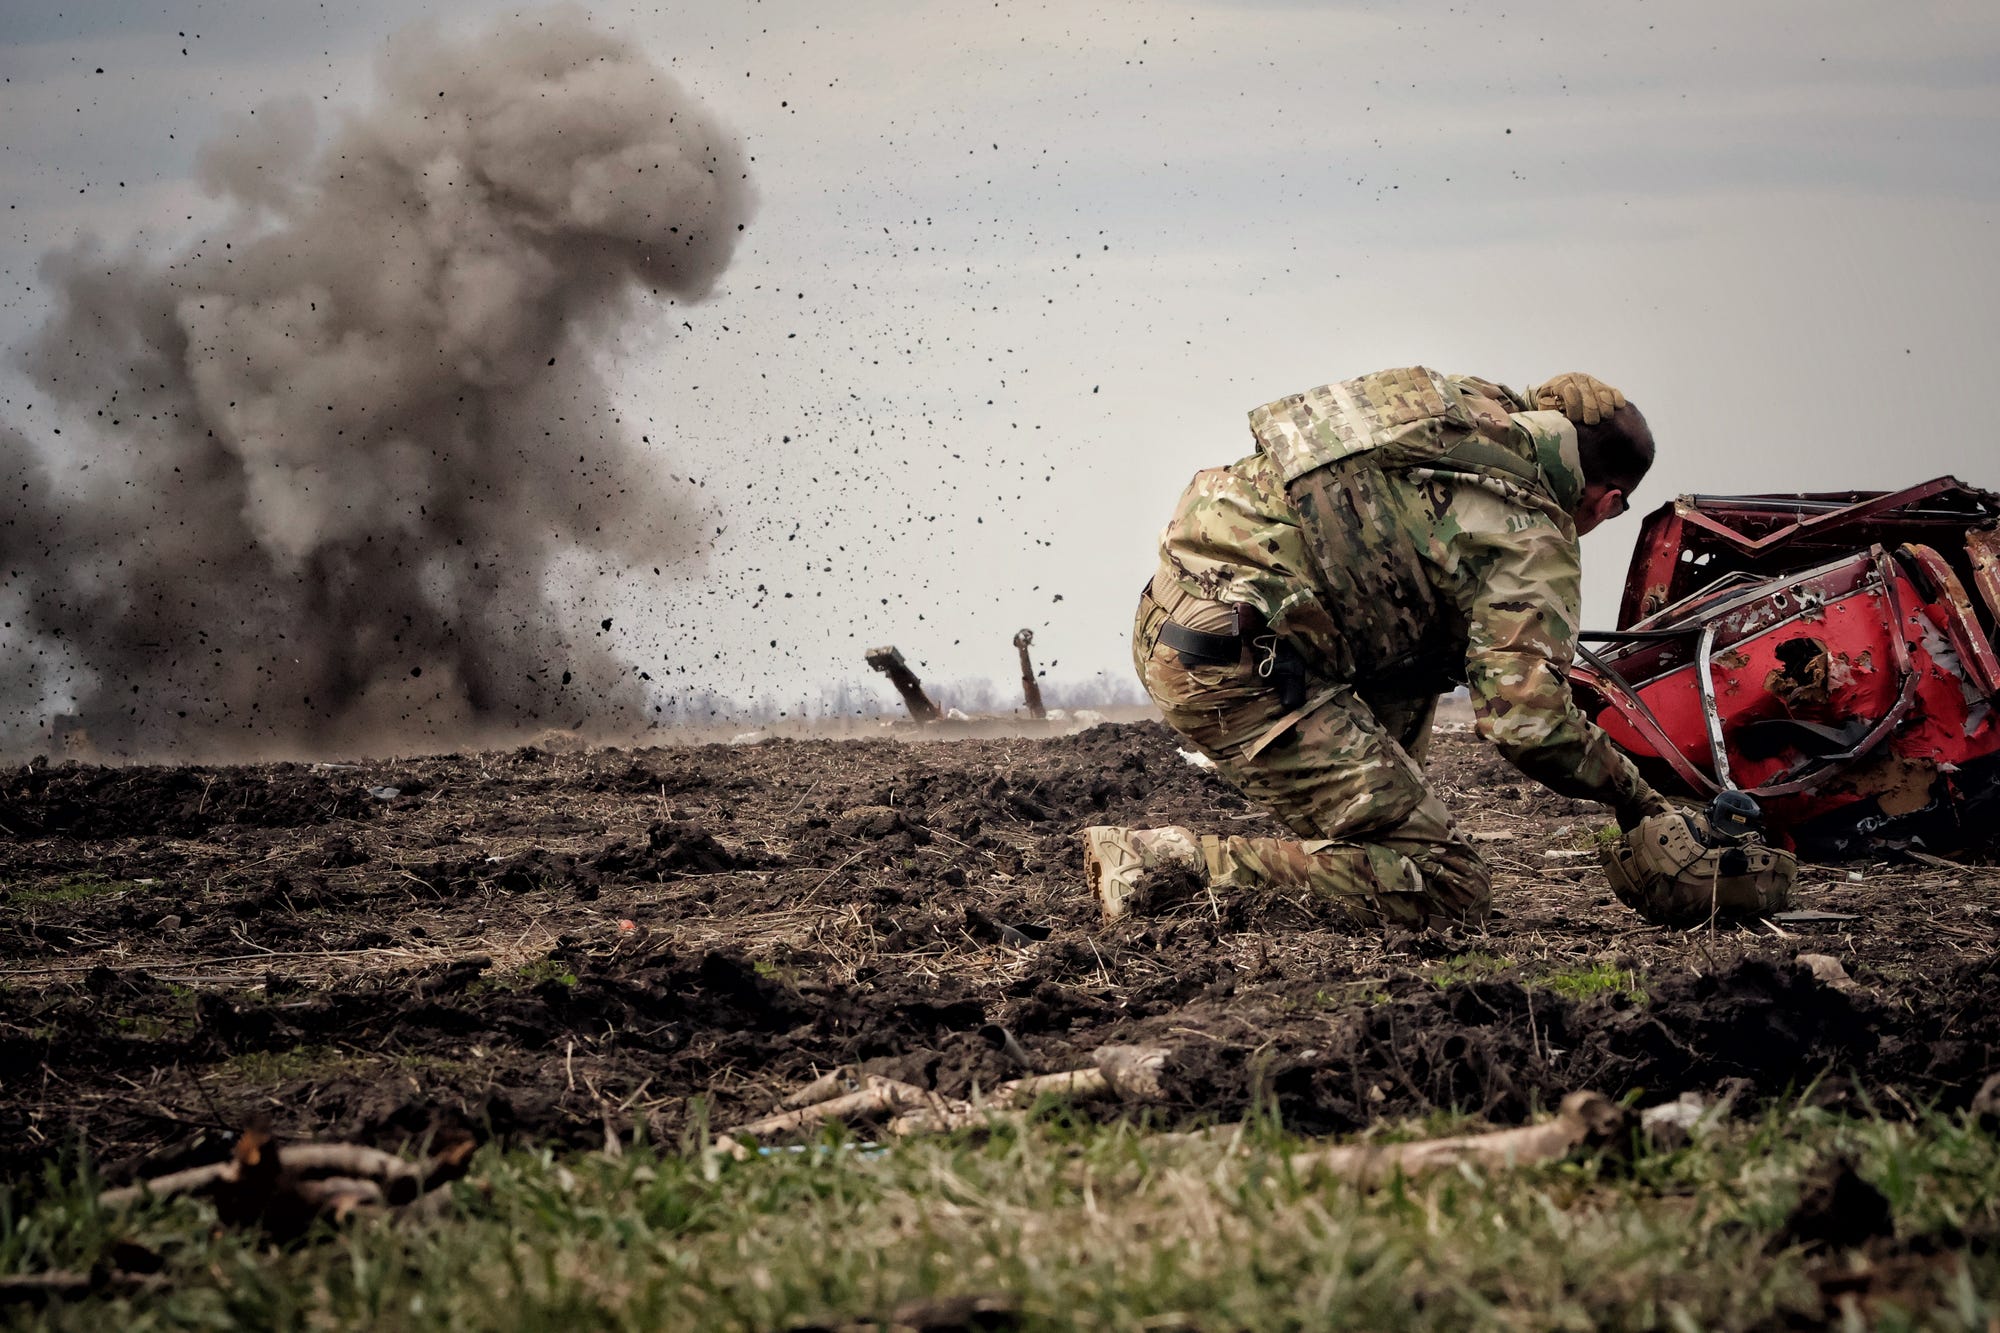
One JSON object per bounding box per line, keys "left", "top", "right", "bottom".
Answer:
{"left": 2, "top": 721, "right": 1996, "bottom": 1187}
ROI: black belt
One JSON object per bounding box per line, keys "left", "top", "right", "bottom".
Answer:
{"left": 1157, "top": 621, "right": 1243, "bottom": 667}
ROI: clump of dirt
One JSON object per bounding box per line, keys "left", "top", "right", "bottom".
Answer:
{"left": 1091, "top": 952, "right": 1893, "bottom": 1134}
{"left": 0, "top": 761, "right": 375, "bottom": 838}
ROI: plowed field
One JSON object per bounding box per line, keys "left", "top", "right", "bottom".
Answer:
{"left": 4, "top": 721, "right": 1996, "bottom": 1190}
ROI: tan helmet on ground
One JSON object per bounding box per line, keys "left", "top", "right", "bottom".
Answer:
{"left": 1601, "top": 800, "right": 1796, "bottom": 927}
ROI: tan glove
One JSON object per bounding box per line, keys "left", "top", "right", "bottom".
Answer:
{"left": 1531, "top": 373, "right": 1626, "bottom": 426}
{"left": 1601, "top": 808, "right": 1796, "bottom": 927}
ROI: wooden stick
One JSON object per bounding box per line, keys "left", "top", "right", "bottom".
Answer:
{"left": 777, "top": 1066, "right": 860, "bottom": 1110}
{"left": 99, "top": 1139, "right": 472, "bottom": 1210}
{"left": 725, "top": 1077, "right": 948, "bottom": 1139}
{"left": 887, "top": 1105, "right": 1022, "bottom": 1136}
{"left": 1289, "top": 1091, "right": 1627, "bottom": 1187}
{"left": 99, "top": 1161, "right": 235, "bottom": 1208}
{"left": 993, "top": 1068, "right": 1109, "bottom": 1105}
{"left": 747, "top": 1047, "right": 1179, "bottom": 1142}
{"left": 293, "top": 1176, "right": 386, "bottom": 1219}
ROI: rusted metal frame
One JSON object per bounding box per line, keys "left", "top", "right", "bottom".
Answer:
{"left": 1876, "top": 546, "right": 1918, "bottom": 678}
{"left": 1688, "top": 552, "right": 1896, "bottom": 792}
{"left": 1573, "top": 643, "right": 1721, "bottom": 796}
{"left": 1578, "top": 629, "right": 1699, "bottom": 641}
{"left": 1741, "top": 548, "right": 1921, "bottom": 800}
{"left": 1590, "top": 547, "right": 1926, "bottom": 800}
{"left": 1663, "top": 478, "right": 1979, "bottom": 561}
{"left": 1674, "top": 481, "right": 1984, "bottom": 525}
{"left": 1621, "top": 551, "right": 1878, "bottom": 658}
{"left": 1694, "top": 623, "right": 1737, "bottom": 790}
{"left": 1622, "top": 508, "right": 1687, "bottom": 625}
{"left": 1963, "top": 526, "right": 2000, "bottom": 644}
{"left": 1682, "top": 490, "right": 1916, "bottom": 512}
{"left": 1896, "top": 543, "right": 2000, "bottom": 695}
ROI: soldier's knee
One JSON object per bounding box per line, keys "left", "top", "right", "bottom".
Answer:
{"left": 1353, "top": 841, "right": 1489, "bottom": 929}
{"left": 1414, "top": 842, "right": 1492, "bottom": 923}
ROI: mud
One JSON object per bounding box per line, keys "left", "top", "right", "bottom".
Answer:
{"left": 2, "top": 722, "right": 1996, "bottom": 1189}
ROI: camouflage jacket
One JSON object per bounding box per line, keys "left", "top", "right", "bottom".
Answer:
{"left": 1154, "top": 367, "right": 1655, "bottom": 813}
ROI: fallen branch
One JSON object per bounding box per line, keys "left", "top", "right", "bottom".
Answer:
{"left": 981, "top": 1045, "right": 1174, "bottom": 1110}
{"left": 97, "top": 1125, "right": 478, "bottom": 1235}
{"left": 778, "top": 1066, "right": 862, "bottom": 1110}
{"left": 727, "top": 1077, "right": 958, "bottom": 1139}
{"left": 886, "top": 1104, "right": 1017, "bottom": 1136}
{"left": 740, "top": 1045, "right": 1182, "bottom": 1142}
{"left": 1289, "top": 1091, "right": 1628, "bottom": 1187}
{"left": 994, "top": 1068, "right": 1109, "bottom": 1105}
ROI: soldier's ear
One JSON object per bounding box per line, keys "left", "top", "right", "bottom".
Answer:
{"left": 1574, "top": 484, "right": 1625, "bottom": 536}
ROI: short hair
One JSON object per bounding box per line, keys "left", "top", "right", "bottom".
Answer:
{"left": 1574, "top": 401, "right": 1654, "bottom": 494}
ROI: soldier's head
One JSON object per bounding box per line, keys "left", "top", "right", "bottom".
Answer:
{"left": 1571, "top": 401, "right": 1654, "bottom": 535}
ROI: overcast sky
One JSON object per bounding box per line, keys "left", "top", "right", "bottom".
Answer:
{"left": 4, "top": 0, "right": 1998, "bottom": 727}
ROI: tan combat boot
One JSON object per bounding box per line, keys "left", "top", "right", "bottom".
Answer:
{"left": 1080, "top": 825, "right": 1203, "bottom": 921}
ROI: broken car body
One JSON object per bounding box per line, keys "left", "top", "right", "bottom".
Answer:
{"left": 1571, "top": 477, "right": 2000, "bottom": 858}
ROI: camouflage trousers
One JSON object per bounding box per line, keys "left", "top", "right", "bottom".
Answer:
{"left": 1132, "top": 584, "right": 1491, "bottom": 928}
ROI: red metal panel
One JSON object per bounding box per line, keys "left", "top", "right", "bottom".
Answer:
{"left": 1899, "top": 544, "right": 2000, "bottom": 697}
{"left": 1584, "top": 550, "right": 2000, "bottom": 842}
{"left": 1590, "top": 478, "right": 2000, "bottom": 853}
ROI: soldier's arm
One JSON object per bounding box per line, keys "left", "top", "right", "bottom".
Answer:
{"left": 1448, "top": 375, "right": 1534, "bottom": 413}
{"left": 1450, "top": 502, "right": 1663, "bottom": 820}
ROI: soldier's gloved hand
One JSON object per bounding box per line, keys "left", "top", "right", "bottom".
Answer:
{"left": 1531, "top": 373, "right": 1627, "bottom": 426}
{"left": 1614, "top": 786, "right": 1673, "bottom": 834}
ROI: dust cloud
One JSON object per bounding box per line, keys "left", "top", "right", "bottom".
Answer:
{"left": 0, "top": 10, "right": 753, "bottom": 758}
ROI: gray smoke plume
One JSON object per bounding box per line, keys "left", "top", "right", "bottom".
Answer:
{"left": 0, "top": 11, "right": 752, "bottom": 758}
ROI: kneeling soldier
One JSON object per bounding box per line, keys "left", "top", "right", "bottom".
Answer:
{"left": 1086, "top": 367, "right": 1788, "bottom": 928}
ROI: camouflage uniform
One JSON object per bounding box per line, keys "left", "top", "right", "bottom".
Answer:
{"left": 1134, "top": 366, "right": 1661, "bottom": 927}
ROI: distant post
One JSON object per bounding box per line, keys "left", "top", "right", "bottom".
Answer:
{"left": 865, "top": 646, "right": 942, "bottom": 722}
{"left": 1013, "top": 629, "right": 1047, "bottom": 719}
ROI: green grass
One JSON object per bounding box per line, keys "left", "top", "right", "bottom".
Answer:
{"left": 1426, "top": 955, "right": 1644, "bottom": 1004}
{"left": 214, "top": 1046, "right": 363, "bottom": 1087}
{"left": 1566, "top": 822, "right": 1624, "bottom": 852}
{"left": 4, "top": 1106, "right": 1996, "bottom": 1330}
{"left": 3, "top": 876, "right": 143, "bottom": 907}
{"left": 1538, "top": 962, "right": 1645, "bottom": 1003}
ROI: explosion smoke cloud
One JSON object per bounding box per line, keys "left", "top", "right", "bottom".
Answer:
{"left": 0, "top": 10, "right": 752, "bottom": 757}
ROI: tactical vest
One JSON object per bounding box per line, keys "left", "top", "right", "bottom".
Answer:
{"left": 1246, "top": 366, "right": 1569, "bottom": 690}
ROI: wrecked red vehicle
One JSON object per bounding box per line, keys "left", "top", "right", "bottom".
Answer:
{"left": 1570, "top": 477, "right": 2000, "bottom": 859}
